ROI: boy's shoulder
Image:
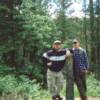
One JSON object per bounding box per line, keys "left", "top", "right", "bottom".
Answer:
{"left": 79, "top": 47, "right": 86, "bottom": 52}
{"left": 47, "top": 49, "right": 53, "bottom": 53}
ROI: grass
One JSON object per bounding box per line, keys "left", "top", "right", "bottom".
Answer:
{"left": 0, "top": 74, "right": 100, "bottom": 100}
{"left": 42, "top": 74, "right": 100, "bottom": 100}
{"left": 59, "top": 74, "right": 100, "bottom": 98}
{"left": 74, "top": 74, "right": 100, "bottom": 97}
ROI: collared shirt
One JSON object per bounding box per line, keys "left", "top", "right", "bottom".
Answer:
{"left": 72, "top": 47, "right": 89, "bottom": 72}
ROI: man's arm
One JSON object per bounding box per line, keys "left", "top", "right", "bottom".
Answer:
{"left": 42, "top": 53, "right": 48, "bottom": 88}
{"left": 65, "top": 48, "right": 72, "bottom": 57}
{"left": 43, "top": 52, "right": 52, "bottom": 67}
{"left": 83, "top": 50, "right": 89, "bottom": 69}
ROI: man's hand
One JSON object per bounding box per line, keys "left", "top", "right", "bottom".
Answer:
{"left": 66, "top": 50, "right": 71, "bottom": 56}
{"left": 80, "top": 69, "right": 88, "bottom": 75}
{"left": 82, "top": 69, "right": 88, "bottom": 73}
{"left": 47, "top": 62, "right": 52, "bottom": 66}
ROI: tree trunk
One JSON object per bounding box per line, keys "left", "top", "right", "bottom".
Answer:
{"left": 66, "top": 55, "right": 74, "bottom": 100}
{"left": 89, "top": 0, "right": 96, "bottom": 64}
{"left": 83, "top": 0, "right": 88, "bottom": 54}
{"left": 95, "top": 0, "right": 100, "bottom": 80}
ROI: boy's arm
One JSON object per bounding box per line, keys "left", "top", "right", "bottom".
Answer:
{"left": 83, "top": 50, "right": 89, "bottom": 69}
{"left": 65, "top": 48, "right": 72, "bottom": 57}
{"left": 43, "top": 53, "right": 52, "bottom": 67}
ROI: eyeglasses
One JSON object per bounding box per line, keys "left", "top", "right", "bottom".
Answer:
{"left": 73, "top": 42, "right": 77, "bottom": 44}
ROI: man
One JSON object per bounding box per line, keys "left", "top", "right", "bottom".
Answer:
{"left": 43, "top": 40, "right": 70, "bottom": 100}
{"left": 70, "top": 39, "right": 89, "bottom": 100}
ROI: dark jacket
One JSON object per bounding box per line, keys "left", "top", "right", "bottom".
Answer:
{"left": 43, "top": 49, "right": 69, "bottom": 72}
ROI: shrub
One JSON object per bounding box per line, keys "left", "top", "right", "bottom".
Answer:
{"left": 0, "top": 75, "right": 50, "bottom": 100}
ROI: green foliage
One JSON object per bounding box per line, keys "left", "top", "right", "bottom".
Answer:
{"left": 0, "top": 4, "right": 14, "bottom": 54}
{"left": 0, "top": 74, "right": 99, "bottom": 100}
{"left": 0, "top": 0, "right": 100, "bottom": 92}
{"left": 0, "top": 75, "right": 50, "bottom": 100}
{"left": 0, "top": 64, "right": 15, "bottom": 75}
{"left": 17, "top": 64, "right": 43, "bottom": 82}
{"left": 55, "top": 17, "right": 83, "bottom": 49}
{"left": 74, "top": 74, "right": 100, "bottom": 97}
{"left": 87, "top": 75, "right": 100, "bottom": 96}
{"left": 61, "top": 74, "right": 100, "bottom": 97}
{"left": 0, "top": 64, "right": 43, "bottom": 83}
{"left": 0, "top": 0, "right": 60, "bottom": 82}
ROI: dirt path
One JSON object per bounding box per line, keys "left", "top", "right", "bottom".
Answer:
{"left": 63, "top": 97, "right": 100, "bottom": 100}
{"left": 75, "top": 97, "right": 100, "bottom": 100}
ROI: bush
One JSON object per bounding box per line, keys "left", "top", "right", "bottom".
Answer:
{"left": 74, "top": 74, "right": 100, "bottom": 97}
{"left": 0, "top": 75, "right": 50, "bottom": 100}
{"left": 0, "top": 64, "right": 15, "bottom": 75}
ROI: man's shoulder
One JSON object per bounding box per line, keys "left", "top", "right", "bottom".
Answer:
{"left": 47, "top": 49, "right": 53, "bottom": 53}
{"left": 59, "top": 49, "right": 68, "bottom": 54}
{"left": 46, "top": 49, "right": 54, "bottom": 55}
{"left": 72, "top": 47, "right": 86, "bottom": 51}
{"left": 43, "top": 49, "right": 52, "bottom": 56}
{"left": 79, "top": 47, "right": 86, "bottom": 52}
{"left": 60, "top": 48, "right": 67, "bottom": 51}
{"left": 72, "top": 47, "right": 86, "bottom": 54}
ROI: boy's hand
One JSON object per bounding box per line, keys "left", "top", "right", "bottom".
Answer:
{"left": 80, "top": 69, "right": 89, "bottom": 75}
{"left": 47, "top": 62, "right": 52, "bottom": 66}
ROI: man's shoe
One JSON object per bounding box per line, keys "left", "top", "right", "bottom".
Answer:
{"left": 52, "top": 95, "right": 57, "bottom": 100}
{"left": 80, "top": 96, "right": 87, "bottom": 100}
{"left": 52, "top": 95, "right": 63, "bottom": 100}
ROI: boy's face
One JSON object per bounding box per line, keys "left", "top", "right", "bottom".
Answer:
{"left": 73, "top": 42, "right": 80, "bottom": 48}
{"left": 53, "top": 43, "right": 61, "bottom": 50}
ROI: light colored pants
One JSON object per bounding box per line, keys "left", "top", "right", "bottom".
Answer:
{"left": 47, "top": 69, "right": 64, "bottom": 96}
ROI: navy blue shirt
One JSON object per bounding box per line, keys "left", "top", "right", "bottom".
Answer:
{"left": 43, "top": 49, "right": 70, "bottom": 72}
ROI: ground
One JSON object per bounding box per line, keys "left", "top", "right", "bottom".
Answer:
{"left": 76, "top": 97, "right": 100, "bottom": 100}
{"left": 61, "top": 97, "right": 100, "bottom": 100}
{"left": 62, "top": 97, "right": 100, "bottom": 100}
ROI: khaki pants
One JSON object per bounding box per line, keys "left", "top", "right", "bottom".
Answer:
{"left": 47, "top": 69, "right": 64, "bottom": 96}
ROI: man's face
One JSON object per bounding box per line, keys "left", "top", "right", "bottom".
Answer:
{"left": 73, "top": 42, "right": 80, "bottom": 48}
{"left": 53, "top": 43, "right": 61, "bottom": 50}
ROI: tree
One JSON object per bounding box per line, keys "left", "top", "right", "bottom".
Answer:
{"left": 89, "top": 0, "right": 96, "bottom": 63}
{"left": 93, "top": 0, "right": 100, "bottom": 80}
{"left": 0, "top": 0, "right": 60, "bottom": 82}
{"left": 89, "top": 0, "right": 100, "bottom": 80}
{"left": 83, "top": 0, "right": 89, "bottom": 53}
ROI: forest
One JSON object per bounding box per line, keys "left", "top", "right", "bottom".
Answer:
{"left": 0, "top": 0, "right": 100, "bottom": 100}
